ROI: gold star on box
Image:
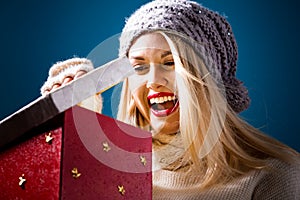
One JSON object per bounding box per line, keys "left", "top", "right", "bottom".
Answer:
{"left": 19, "top": 174, "right": 26, "bottom": 188}
{"left": 139, "top": 155, "right": 147, "bottom": 166}
{"left": 71, "top": 168, "right": 81, "bottom": 179}
{"left": 45, "top": 132, "right": 53, "bottom": 144}
{"left": 102, "top": 141, "right": 111, "bottom": 152}
{"left": 118, "top": 185, "right": 125, "bottom": 195}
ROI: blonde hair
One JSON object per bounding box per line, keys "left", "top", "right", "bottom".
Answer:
{"left": 117, "top": 31, "right": 299, "bottom": 188}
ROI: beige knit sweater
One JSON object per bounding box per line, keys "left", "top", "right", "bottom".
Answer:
{"left": 153, "top": 159, "right": 300, "bottom": 200}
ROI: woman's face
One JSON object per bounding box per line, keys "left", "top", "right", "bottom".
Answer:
{"left": 128, "top": 33, "right": 180, "bottom": 140}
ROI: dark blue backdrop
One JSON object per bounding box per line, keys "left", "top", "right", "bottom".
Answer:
{"left": 0, "top": 0, "right": 299, "bottom": 151}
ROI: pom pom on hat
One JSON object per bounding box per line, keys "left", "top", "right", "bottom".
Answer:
{"left": 119, "top": 0, "right": 250, "bottom": 113}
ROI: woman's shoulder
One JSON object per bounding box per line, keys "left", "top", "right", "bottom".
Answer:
{"left": 263, "top": 157, "right": 300, "bottom": 172}
{"left": 252, "top": 157, "right": 300, "bottom": 200}
{"left": 266, "top": 157, "right": 300, "bottom": 178}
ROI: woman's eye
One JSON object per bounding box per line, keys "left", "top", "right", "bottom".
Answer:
{"left": 164, "top": 61, "right": 174, "bottom": 66}
{"left": 133, "top": 64, "right": 150, "bottom": 75}
{"left": 162, "top": 61, "right": 175, "bottom": 70}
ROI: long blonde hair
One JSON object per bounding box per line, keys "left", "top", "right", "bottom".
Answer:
{"left": 117, "top": 31, "right": 299, "bottom": 188}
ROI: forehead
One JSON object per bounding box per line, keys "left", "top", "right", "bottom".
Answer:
{"left": 129, "top": 33, "right": 170, "bottom": 53}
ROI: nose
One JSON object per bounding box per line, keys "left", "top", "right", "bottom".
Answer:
{"left": 146, "top": 63, "right": 168, "bottom": 90}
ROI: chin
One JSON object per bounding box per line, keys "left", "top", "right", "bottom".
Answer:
{"left": 150, "top": 121, "right": 180, "bottom": 144}
{"left": 149, "top": 108, "right": 180, "bottom": 137}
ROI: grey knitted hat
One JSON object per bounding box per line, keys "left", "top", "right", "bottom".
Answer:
{"left": 119, "top": 0, "right": 250, "bottom": 113}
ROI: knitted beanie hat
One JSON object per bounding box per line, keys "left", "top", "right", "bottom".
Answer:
{"left": 119, "top": 0, "right": 250, "bottom": 113}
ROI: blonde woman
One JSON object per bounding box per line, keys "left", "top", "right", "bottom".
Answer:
{"left": 41, "top": 0, "right": 300, "bottom": 199}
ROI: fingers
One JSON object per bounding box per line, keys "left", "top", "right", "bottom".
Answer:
{"left": 42, "top": 71, "right": 88, "bottom": 95}
{"left": 74, "top": 70, "right": 87, "bottom": 78}
{"left": 43, "top": 89, "right": 51, "bottom": 95}
{"left": 52, "top": 83, "right": 62, "bottom": 89}
{"left": 40, "top": 58, "right": 94, "bottom": 96}
{"left": 49, "top": 70, "right": 88, "bottom": 92}
{"left": 61, "top": 76, "right": 73, "bottom": 86}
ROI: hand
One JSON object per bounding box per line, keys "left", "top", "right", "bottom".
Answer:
{"left": 40, "top": 58, "right": 94, "bottom": 95}
{"left": 40, "top": 58, "right": 103, "bottom": 113}
{"left": 42, "top": 70, "right": 87, "bottom": 95}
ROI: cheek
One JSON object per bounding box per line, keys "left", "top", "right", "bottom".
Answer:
{"left": 161, "top": 70, "right": 176, "bottom": 92}
{"left": 131, "top": 83, "right": 151, "bottom": 122}
{"left": 128, "top": 75, "right": 148, "bottom": 92}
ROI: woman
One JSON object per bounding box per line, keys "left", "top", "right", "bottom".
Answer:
{"left": 41, "top": 0, "right": 300, "bottom": 199}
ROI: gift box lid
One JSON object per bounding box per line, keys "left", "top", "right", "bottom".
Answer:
{"left": 0, "top": 56, "right": 133, "bottom": 149}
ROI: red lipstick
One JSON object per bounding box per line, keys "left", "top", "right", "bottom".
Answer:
{"left": 147, "top": 92, "right": 179, "bottom": 117}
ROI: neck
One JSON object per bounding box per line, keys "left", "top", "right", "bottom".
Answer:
{"left": 152, "top": 132, "right": 191, "bottom": 171}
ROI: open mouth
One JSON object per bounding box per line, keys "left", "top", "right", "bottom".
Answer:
{"left": 147, "top": 92, "right": 179, "bottom": 117}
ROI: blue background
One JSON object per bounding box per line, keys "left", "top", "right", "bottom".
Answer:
{"left": 0, "top": 0, "right": 299, "bottom": 151}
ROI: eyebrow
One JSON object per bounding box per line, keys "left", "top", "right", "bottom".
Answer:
{"left": 129, "top": 56, "right": 145, "bottom": 61}
{"left": 129, "top": 50, "right": 172, "bottom": 60}
{"left": 161, "top": 51, "right": 172, "bottom": 58}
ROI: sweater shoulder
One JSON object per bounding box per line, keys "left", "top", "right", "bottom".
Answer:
{"left": 252, "top": 158, "right": 300, "bottom": 200}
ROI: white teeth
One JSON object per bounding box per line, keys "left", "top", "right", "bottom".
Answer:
{"left": 149, "top": 96, "right": 176, "bottom": 104}
{"left": 159, "top": 97, "right": 164, "bottom": 103}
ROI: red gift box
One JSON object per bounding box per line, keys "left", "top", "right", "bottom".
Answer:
{"left": 0, "top": 106, "right": 152, "bottom": 200}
